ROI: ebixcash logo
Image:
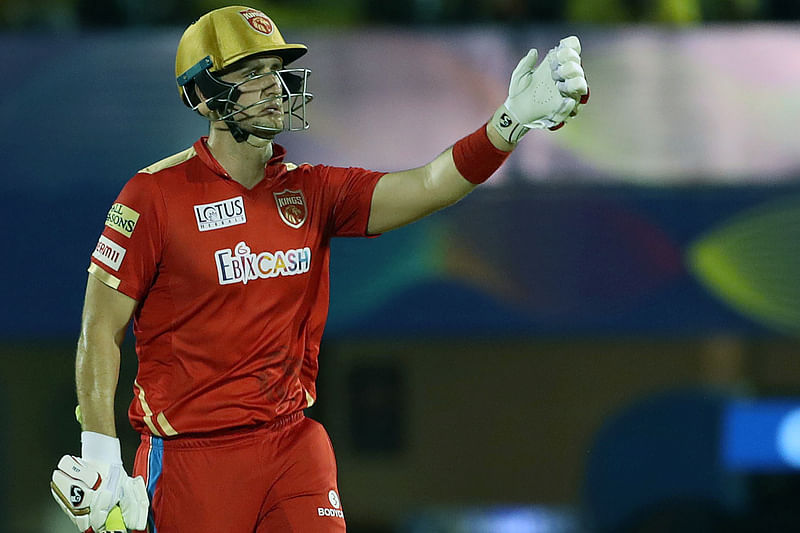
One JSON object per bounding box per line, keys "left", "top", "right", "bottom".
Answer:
{"left": 194, "top": 196, "right": 246, "bottom": 232}
{"left": 215, "top": 241, "right": 311, "bottom": 286}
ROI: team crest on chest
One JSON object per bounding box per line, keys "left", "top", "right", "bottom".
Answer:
{"left": 273, "top": 189, "right": 307, "bottom": 229}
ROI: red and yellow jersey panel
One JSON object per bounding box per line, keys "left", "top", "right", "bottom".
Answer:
{"left": 88, "top": 138, "right": 384, "bottom": 437}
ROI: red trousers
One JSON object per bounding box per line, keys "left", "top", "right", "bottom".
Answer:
{"left": 132, "top": 412, "right": 346, "bottom": 532}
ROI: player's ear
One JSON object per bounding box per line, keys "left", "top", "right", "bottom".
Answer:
{"left": 194, "top": 84, "right": 210, "bottom": 115}
{"left": 194, "top": 85, "right": 219, "bottom": 119}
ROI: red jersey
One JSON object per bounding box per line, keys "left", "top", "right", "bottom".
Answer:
{"left": 88, "top": 138, "right": 384, "bottom": 437}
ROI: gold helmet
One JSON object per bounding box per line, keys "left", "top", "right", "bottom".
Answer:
{"left": 175, "top": 6, "right": 312, "bottom": 140}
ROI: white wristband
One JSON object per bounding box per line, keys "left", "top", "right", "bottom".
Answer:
{"left": 81, "top": 431, "right": 123, "bottom": 465}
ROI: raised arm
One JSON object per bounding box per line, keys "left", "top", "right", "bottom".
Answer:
{"left": 367, "top": 36, "right": 588, "bottom": 235}
{"left": 367, "top": 125, "right": 513, "bottom": 234}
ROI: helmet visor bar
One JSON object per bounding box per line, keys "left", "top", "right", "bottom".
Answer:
{"left": 281, "top": 69, "right": 313, "bottom": 132}
{"left": 185, "top": 68, "right": 313, "bottom": 133}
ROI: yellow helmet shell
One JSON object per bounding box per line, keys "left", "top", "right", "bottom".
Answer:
{"left": 175, "top": 6, "right": 307, "bottom": 103}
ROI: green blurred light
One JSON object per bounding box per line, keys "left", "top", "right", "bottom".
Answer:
{"left": 688, "top": 195, "right": 800, "bottom": 335}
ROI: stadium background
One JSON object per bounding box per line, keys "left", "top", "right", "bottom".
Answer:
{"left": 2, "top": 0, "right": 800, "bottom": 531}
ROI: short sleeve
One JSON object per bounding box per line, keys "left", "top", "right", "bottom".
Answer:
{"left": 88, "top": 173, "right": 166, "bottom": 301}
{"left": 319, "top": 165, "right": 385, "bottom": 237}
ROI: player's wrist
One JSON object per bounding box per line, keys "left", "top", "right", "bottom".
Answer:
{"left": 81, "top": 431, "right": 123, "bottom": 466}
{"left": 452, "top": 122, "right": 512, "bottom": 185}
{"left": 489, "top": 104, "right": 530, "bottom": 145}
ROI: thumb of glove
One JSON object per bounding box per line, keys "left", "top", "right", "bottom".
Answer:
{"left": 119, "top": 475, "right": 149, "bottom": 530}
{"left": 88, "top": 489, "right": 115, "bottom": 532}
{"left": 510, "top": 48, "right": 539, "bottom": 86}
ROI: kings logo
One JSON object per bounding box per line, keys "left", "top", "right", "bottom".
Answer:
{"left": 239, "top": 8, "right": 274, "bottom": 36}
{"left": 273, "top": 189, "right": 307, "bottom": 229}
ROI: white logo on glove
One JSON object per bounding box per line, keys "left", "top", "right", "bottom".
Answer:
{"left": 69, "top": 486, "right": 85, "bottom": 506}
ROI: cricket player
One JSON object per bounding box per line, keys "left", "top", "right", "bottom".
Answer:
{"left": 50, "top": 5, "right": 588, "bottom": 532}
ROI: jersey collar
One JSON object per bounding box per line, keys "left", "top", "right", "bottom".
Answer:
{"left": 193, "top": 137, "right": 288, "bottom": 180}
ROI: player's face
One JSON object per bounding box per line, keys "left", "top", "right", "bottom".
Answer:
{"left": 220, "top": 56, "right": 285, "bottom": 132}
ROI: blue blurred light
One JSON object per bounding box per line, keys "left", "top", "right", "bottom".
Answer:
{"left": 466, "top": 506, "right": 579, "bottom": 533}
{"left": 777, "top": 408, "right": 800, "bottom": 467}
{"left": 404, "top": 505, "right": 580, "bottom": 533}
{"left": 722, "top": 400, "right": 800, "bottom": 472}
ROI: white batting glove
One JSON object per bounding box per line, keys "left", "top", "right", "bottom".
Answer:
{"left": 116, "top": 473, "right": 149, "bottom": 531}
{"left": 50, "top": 433, "right": 149, "bottom": 532}
{"left": 490, "top": 36, "right": 589, "bottom": 143}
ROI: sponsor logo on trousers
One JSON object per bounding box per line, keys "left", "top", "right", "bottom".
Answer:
{"left": 318, "top": 508, "right": 345, "bottom": 518}
{"left": 318, "top": 489, "right": 343, "bottom": 518}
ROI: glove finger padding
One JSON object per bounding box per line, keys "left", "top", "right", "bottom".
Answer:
{"left": 557, "top": 77, "right": 588, "bottom": 96}
{"left": 552, "top": 46, "right": 587, "bottom": 99}
{"left": 547, "top": 96, "right": 579, "bottom": 131}
{"left": 555, "top": 96, "right": 578, "bottom": 120}
{"left": 51, "top": 456, "right": 114, "bottom": 533}
{"left": 559, "top": 35, "right": 581, "bottom": 54}
{"left": 555, "top": 62, "right": 584, "bottom": 81}
{"left": 119, "top": 475, "right": 149, "bottom": 530}
{"left": 554, "top": 37, "right": 589, "bottom": 119}
{"left": 549, "top": 99, "right": 583, "bottom": 130}
{"left": 555, "top": 45, "right": 581, "bottom": 65}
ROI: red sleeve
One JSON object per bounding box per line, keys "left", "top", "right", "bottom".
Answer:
{"left": 318, "top": 165, "right": 385, "bottom": 237}
{"left": 88, "top": 173, "right": 166, "bottom": 300}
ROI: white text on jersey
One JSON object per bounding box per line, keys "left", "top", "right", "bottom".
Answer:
{"left": 93, "top": 235, "right": 127, "bottom": 271}
{"left": 194, "top": 196, "right": 246, "bottom": 232}
{"left": 215, "top": 241, "right": 311, "bottom": 285}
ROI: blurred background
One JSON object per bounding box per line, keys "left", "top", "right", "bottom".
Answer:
{"left": 2, "top": 0, "right": 800, "bottom": 532}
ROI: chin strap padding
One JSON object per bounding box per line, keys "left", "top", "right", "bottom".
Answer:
{"left": 194, "top": 70, "right": 251, "bottom": 143}
{"left": 225, "top": 121, "right": 249, "bottom": 143}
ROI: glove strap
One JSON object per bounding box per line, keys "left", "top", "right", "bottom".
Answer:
{"left": 81, "top": 431, "right": 123, "bottom": 466}
{"left": 489, "top": 104, "right": 530, "bottom": 145}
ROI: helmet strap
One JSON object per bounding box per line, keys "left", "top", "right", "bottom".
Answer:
{"left": 225, "top": 121, "right": 250, "bottom": 143}
{"left": 194, "top": 70, "right": 252, "bottom": 143}
{"left": 194, "top": 69, "right": 239, "bottom": 111}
